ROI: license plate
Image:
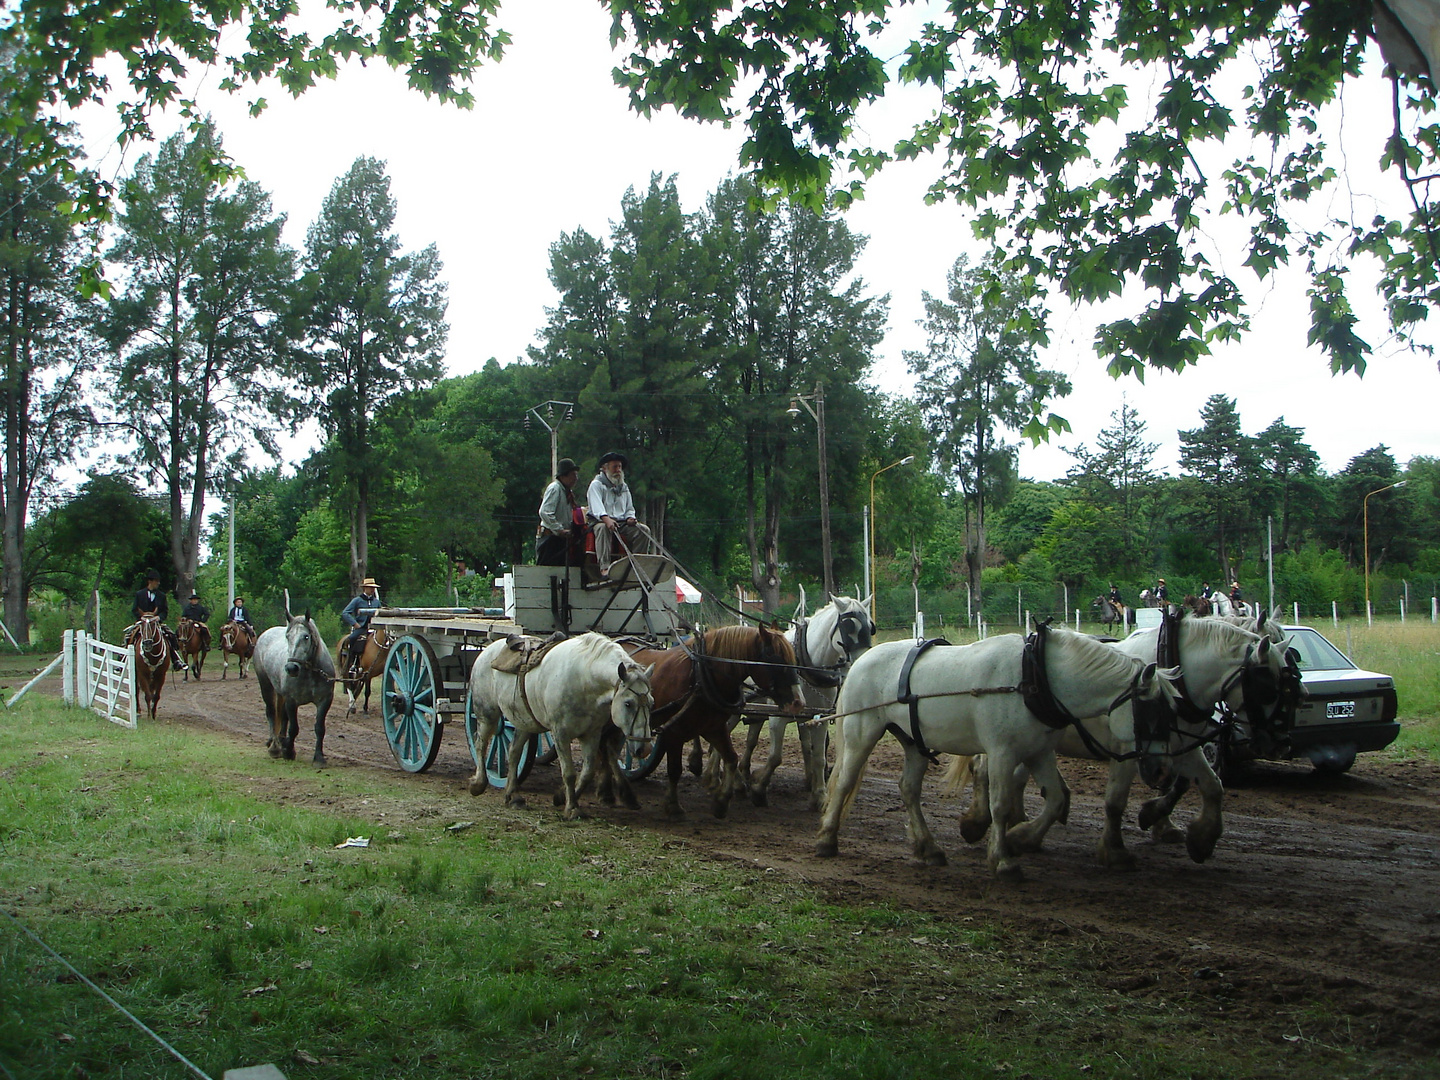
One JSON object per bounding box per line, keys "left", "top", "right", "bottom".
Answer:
{"left": 1326, "top": 701, "right": 1356, "bottom": 719}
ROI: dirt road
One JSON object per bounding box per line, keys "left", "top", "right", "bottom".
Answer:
{"left": 158, "top": 671, "right": 1440, "bottom": 1060}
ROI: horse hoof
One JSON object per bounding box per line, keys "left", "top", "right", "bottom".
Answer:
{"left": 712, "top": 800, "right": 730, "bottom": 819}
{"left": 1185, "top": 830, "right": 1218, "bottom": 864}
{"left": 923, "top": 849, "right": 948, "bottom": 867}
{"left": 959, "top": 819, "right": 990, "bottom": 844}
{"left": 621, "top": 792, "right": 641, "bottom": 811}
{"left": 1097, "top": 845, "right": 1139, "bottom": 871}
{"left": 506, "top": 795, "right": 527, "bottom": 809}
{"left": 749, "top": 788, "right": 768, "bottom": 808}
{"left": 992, "top": 860, "right": 1023, "bottom": 882}
{"left": 468, "top": 779, "right": 487, "bottom": 797}
{"left": 313, "top": 754, "right": 326, "bottom": 767}
{"left": 267, "top": 746, "right": 281, "bottom": 759}
{"left": 1152, "top": 824, "right": 1185, "bottom": 845}
{"left": 816, "top": 838, "right": 839, "bottom": 858}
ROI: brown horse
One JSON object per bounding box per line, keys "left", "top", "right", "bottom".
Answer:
{"left": 337, "top": 626, "right": 392, "bottom": 715}
{"left": 220, "top": 620, "right": 256, "bottom": 679}
{"left": 131, "top": 614, "right": 170, "bottom": 718}
{"left": 620, "top": 624, "right": 806, "bottom": 820}
{"left": 176, "top": 617, "right": 209, "bottom": 680}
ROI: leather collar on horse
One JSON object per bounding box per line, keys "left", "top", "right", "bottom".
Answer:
{"left": 792, "top": 616, "right": 844, "bottom": 689}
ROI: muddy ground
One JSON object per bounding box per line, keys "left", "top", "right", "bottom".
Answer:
{"left": 70, "top": 669, "right": 1440, "bottom": 1062}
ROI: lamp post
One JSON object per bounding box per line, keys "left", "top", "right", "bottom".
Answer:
{"left": 1364, "top": 479, "right": 1407, "bottom": 622}
{"left": 524, "top": 400, "right": 576, "bottom": 476}
{"left": 869, "top": 455, "right": 916, "bottom": 621}
{"left": 787, "top": 382, "right": 833, "bottom": 598}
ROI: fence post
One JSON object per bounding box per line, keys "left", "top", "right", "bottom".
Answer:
{"left": 78, "top": 631, "right": 90, "bottom": 706}
{"left": 1332, "top": 600, "right": 1338, "bottom": 629}
{"left": 126, "top": 649, "right": 138, "bottom": 728}
{"left": 1433, "top": 596, "right": 1438, "bottom": 623}
{"left": 1293, "top": 602, "right": 1299, "bottom": 624}
{"left": 63, "top": 629, "right": 74, "bottom": 705}
{"left": 1401, "top": 599, "right": 1406, "bottom": 623}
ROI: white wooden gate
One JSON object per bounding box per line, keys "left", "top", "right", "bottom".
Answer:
{"left": 63, "top": 629, "right": 138, "bottom": 729}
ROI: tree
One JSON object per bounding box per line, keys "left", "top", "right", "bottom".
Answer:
{"left": 0, "top": 110, "right": 97, "bottom": 640}
{"left": 906, "top": 254, "right": 1070, "bottom": 604}
{"left": 2, "top": 1, "right": 509, "bottom": 232}
{"left": 610, "top": 2, "right": 1440, "bottom": 376}
{"left": 1178, "top": 395, "right": 1262, "bottom": 579}
{"left": 104, "top": 120, "right": 296, "bottom": 600}
{"left": 1065, "top": 402, "right": 1160, "bottom": 573}
{"left": 1330, "top": 446, "right": 1412, "bottom": 572}
{"left": 44, "top": 474, "right": 162, "bottom": 625}
{"left": 297, "top": 157, "right": 447, "bottom": 593}
{"left": 1253, "top": 418, "right": 1324, "bottom": 555}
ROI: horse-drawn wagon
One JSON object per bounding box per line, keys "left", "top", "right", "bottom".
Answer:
{"left": 366, "top": 555, "right": 695, "bottom": 785}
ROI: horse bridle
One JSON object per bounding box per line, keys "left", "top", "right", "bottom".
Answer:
{"left": 136, "top": 616, "right": 167, "bottom": 672}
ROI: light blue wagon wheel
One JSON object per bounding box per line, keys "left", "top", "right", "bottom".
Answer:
{"left": 464, "top": 685, "right": 537, "bottom": 789}
{"left": 381, "top": 634, "right": 444, "bottom": 773}
{"left": 533, "top": 731, "right": 558, "bottom": 766}
{"left": 618, "top": 731, "right": 664, "bottom": 781}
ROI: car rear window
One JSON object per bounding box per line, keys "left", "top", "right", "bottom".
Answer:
{"left": 1285, "top": 628, "right": 1354, "bottom": 672}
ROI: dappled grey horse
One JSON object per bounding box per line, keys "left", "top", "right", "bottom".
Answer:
{"left": 254, "top": 611, "right": 336, "bottom": 765}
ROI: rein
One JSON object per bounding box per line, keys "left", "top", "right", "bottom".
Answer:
{"left": 792, "top": 616, "right": 845, "bottom": 689}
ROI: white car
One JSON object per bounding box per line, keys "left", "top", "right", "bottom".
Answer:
{"left": 1207, "top": 625, "right": 1399, "bottom": 778}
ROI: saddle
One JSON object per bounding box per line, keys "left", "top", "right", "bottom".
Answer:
{"left": 490, "top": 632, "right": 567, "bottom": 675}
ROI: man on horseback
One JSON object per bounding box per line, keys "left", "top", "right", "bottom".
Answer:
{"left": 226, "top": 595, "right": 256, "bottom": 638}
{"left": 1108, "top": 583, "right": 1124, "bottom": 608}
{"left": 339, "top": 577, "right": 382, "bottom": 673}
{"left": 1200, "top": 580, "right": 1213, "bottom": 600}
{"left": 586, "top": 451, "right": 655, "bottom": 575}
{"left": 536, "top": 458, "right": 584, "bottom": 566}
{"left": 128, "top": 570, "right": 186, "bottom": 672}
{"left": 180, "top": 592, "right": 212, "bottom": 652}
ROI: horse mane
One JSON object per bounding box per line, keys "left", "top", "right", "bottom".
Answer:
{"left": 704, "top": 624, "right": 797, "bottom": 665}
{"left": 1048, "top": 626, "right": 1143, "bottom": 683}
{"left": 1178, "top": 614, "right": 1259, "bottom": 650}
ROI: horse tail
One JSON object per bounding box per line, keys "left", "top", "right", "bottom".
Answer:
{"left": 938, "top": 754, "right": 974, "bottom": 799}
{"left": 823, "top": 710, "right": 870, "bottom": 825}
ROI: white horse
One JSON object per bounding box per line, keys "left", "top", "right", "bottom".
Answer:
{"left": 948, "top": 613, "right": 1295, "bottom": 868}
{"left": 1210, "top": 594, "right": 1251, "bottom": 618}
{"left": 253, "top": 611, "right": 336, "bottom": 765}
{"left": 739, "top": 590, "right": 875, "bottom": 808}
{"left": 816, "top": 627, "right": 1178, "bottom": 881}
{"left": 466, "top": 633, "right": 654, "bottom": 819}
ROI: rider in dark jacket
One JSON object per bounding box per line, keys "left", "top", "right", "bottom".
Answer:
{"left": 340, "top": 578, "right": 382, "bottom": 668}
{"left": 129, "top": 570, "right": 186, "bottom": 671}
{"left": 180, "top": 593, "right": 212, "bottom": 650}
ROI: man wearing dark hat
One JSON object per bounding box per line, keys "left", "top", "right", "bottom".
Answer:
{"left": 1153, "top": 577, "right": 1167, "bottom": 605}
{"left": 128, "top": 570, "right": 187, "bottom": 672}
{"left": 180, "top": 591, "right": 212, "bottom": 652}
{"left": 586, "top": 451, "right": 654, "bottom": 573}
{"left": 536, "top": 458, "right": 583, "bottom": 566}
{"left": 339, "top": 577, "right": 382, "bottom": 671}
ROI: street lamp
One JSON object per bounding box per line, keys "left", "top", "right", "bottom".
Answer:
{"left": 1364, "top": 479, "right": 1407, "bottom": 620}
{"left": 787, "top": 382, "right": 833, "bottom": 598}
{"left": 524, "top": 400, "right": 576, "bottom": 476}
{"left": 868, "top": 455, "right": 916, "bottom": 621}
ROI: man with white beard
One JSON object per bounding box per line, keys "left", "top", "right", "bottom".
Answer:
{"left": 585, "top": 451, "right": 654, "bottom": 575}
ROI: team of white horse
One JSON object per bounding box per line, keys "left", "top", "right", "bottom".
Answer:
{"left": 253, "top": 585, "right": 1298, "bottom": 881}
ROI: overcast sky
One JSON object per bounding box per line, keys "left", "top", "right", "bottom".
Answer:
{"left": 72, "top": 0, "right": 1439, "bottom": 484}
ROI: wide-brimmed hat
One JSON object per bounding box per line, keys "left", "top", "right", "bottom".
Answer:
{"left": 232, "top": 596, "right": 244, "bottom": 603}
{"left": 362, "top": 578, "right": 379, "bottom": 589}
{"left": 144, "top": 569, "right": 160, "bottom": 581}
{"left": 190, "top": 592, "right": 200, "bottom": 599}
{"left": 556, "top": 457, "right": 578, "bottom": 478}
{"left": 598, "top": 451, "right": 629, "bottom": 468}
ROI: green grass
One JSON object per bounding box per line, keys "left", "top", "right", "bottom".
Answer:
{"left": 0, "top": 698, "right": 1430, "bottom": 1079}
{"left": 1320, "top": 620, "right": 1440, "bottom": 758}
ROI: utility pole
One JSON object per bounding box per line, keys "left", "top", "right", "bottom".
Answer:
{"left": 524, "top": 400, "right": 575, "bottom": 476}
{"left": 788, "top": 382, "right": 833, "bottom": 598}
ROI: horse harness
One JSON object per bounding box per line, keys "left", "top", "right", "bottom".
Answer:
{"left": 877, "top": 622, "right": 1153, "bottom": 765}
{"left": 791, "top": 616, "right": 844, "bottom": 689}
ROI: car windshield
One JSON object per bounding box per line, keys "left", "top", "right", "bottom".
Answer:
{"left": 1285, "top": 628, "right": 1355, "bottom": 672}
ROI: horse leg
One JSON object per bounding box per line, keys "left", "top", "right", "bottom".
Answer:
{"left": 262, "top": 685, "right": 282, "bottom": 759}
{"left": 799, "top": 719, "right": 829, "bottom": 811}
{"left": 1096, "top": 759, "right": 1140, "bottom": 870}
{"left": 959, "top": 754, "right": 994, "bottom": 843}
{"left": 664, "top": 744, "right": 686, "bottom": 821}
{"left": 553, "top": 731, "right": 585, "bottom": 820}
{"left": 282, "top": 701, "right": 299, "bottom": 760}
{"left": 565, "top": 728, "right": 603, "bottom": 805}
{"left": 686, "top": 737, "right": 705, "bottom": 777}
{"left": 898, "top": 740, "right": 946, "bottom": 866}
{"left": 815, "top": 716, "right": 884, "bottom": 858}
{"left": 738, "top": 718, "right": 762, "bottom": 785}
{"left": 708, "top": 731, "right": 741, "bottom": 819}
{"left": 1174, "top": 751, "right": 1224, "bottom": 863}
{"left": 1006, "top": 754, "right": 1070, "bottom": 853}
{"left": 1137, "top": 776, "right": 1189, "bottom": 844}
{"left": 312, "top": 701, "right": 329, "bottom": 766}
{"left": 985, "top": 748, "right": 1028, "bottom": 881}
{"left": 747, "top": 717, "right": 786, "bottom": 808}
{"left": 467, "top": 714, "right": 499, "bottom": 797}
{"left": 501, "top": 730, "right": 529, "bottom": 808}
